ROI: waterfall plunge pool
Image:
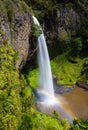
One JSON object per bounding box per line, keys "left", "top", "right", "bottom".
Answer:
{"left": 34, "top": 86, "right": 88, "bottom": 124}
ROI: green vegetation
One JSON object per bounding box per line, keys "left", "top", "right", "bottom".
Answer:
{"left": 27, "top": 69, "right": 38, "bottom": 88}
{"left": 69, "top": 119, "right": 88, "bottom": 130}
{"left": 0, "top": 42, "right": 58, "bottom": 130}
{"left": 0, "top": 0, "right": 30, "bottom": 21}
{"left": 0, "top": 0, "right": 31, "bottom": 43}
{"left": 58, "top": 28, "right": 70, "bottom": 44}
{"left": 51, "top": 53, "right": 84, "bottom": 85}
{"left": 0, "top": 42, "right": 71, "bottom": 130}
{"left": 69, "top": 37, "right": 82, "bottom": 57}
{"left": 0, "top": 0, "right": 88, "bottom": 129}
{"left": 24, "top": 0, "right": 58, "bottom": 18}
{"left": 0, "top": 38, "right": 88, "bottom": 130}
{"left": 0, "top": 41, "right": 22, "bottom": 129}
{"left": 81, "top": 57, "right": 88, "bottom": 84}
{"left": 58, "top": 28, "right": 71, "bottom": 53}
{"left": 27, "top": 53, "right": 84, "bottom": 87}
{"left": 32, "top": 23, "right": 42, "bottom": 39}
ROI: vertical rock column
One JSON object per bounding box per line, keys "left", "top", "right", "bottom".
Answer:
{"left": 14, "top": 13, "right": 31, "bottom": 70}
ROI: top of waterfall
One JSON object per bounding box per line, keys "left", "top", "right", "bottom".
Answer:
{"left": 32, "top": 16, "right": 43, "bottom": 35}
{"left": 32, "top": 16, "right": 40, "bottom": 26}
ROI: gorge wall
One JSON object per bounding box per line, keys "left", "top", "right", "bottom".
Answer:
{"left": 0, "top": 0, "right": 88, "bottom": 70}
{"left": 0, "top": 0, "right": 32, "bottom": 70}
{"left": 43, "top": 6, "right": 80, "bottom": 57}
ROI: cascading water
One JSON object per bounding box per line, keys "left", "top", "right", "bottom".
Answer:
{"left": 32, "top": 16, "right": 74, "bottom": 124}
{"left": 32, "top": 16, "right": 54, "bottom": 96}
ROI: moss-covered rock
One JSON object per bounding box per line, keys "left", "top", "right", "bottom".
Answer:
{"left": 51, "top": 53, "right": 84, "bottom": 85}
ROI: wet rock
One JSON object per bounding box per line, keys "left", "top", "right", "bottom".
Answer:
{"left": 53, "top": 78, "right": 75, "bottom": 94}
{"left": 54, "top": 84, "right": 75, "bottom": 94}
{"left": 76, "top": 81, "right": 88, "bottom": 90}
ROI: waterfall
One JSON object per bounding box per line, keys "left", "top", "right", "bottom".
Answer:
{"left": 32, "top": 16, "right": 54, "bottom": 96}
{"left": 32, "top": 16, "right": 74, "bottom": 123}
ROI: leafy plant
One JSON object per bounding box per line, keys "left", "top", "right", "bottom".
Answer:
{"left": 0, "top": 41, "right": 22, "bottom": 130}
{"left": 69, "top": 119, "right": 88, "bottom": 130}
{"left": 70, "top": 37, "right": 82, "bottom": 57}
{"left": 32, "top": 23, "right": 42, "bottom": 39}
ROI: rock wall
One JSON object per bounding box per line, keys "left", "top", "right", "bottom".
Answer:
{"left": 57, "top": 7, "right": 80, "bottom": 34}
{"left": 0, "top": 13, "right": 32, "bottom": 70}
{"left": 0, "top": 16, "right": 11, "bottom": 46}
{"left": 0, "top": 1, "right": 82, "bottom": 70}
{"left": 0, "top": 0, "right": 32, "bottom": 70}
{"left": 43, "top": 5, "right": 80, "bottom": 57}
{"left": 14, "top": 13, "right": 31, "bottom": 70}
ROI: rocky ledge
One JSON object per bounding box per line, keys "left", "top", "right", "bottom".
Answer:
{"left": 76, "top": 81, "right": 88, "bottom": 90}
{"left": 53, "top": 78, "right": 75, "bottom": 94}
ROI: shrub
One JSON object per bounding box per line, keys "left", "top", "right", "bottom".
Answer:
{"left": 70, "top": 37, "right": 82, "bottom": 57}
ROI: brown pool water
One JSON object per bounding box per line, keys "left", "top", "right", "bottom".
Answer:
{"left": 61, "top": 86, "right": 88, "bottom": 120}
{"left": 36, "top": 87, "right": 88, "bottom": 123}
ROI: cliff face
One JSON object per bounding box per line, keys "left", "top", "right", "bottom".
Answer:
{"left": 43, "top": 6, "right": 80, "bottom": 56}
{"left": 0, "top": 0, "right": 32, "bottom": 70}
{"left": 57, "top": 7, "right": 80, "bottom": 35}
{"left": 0, "top": 0, "right": 87, "bottom": 70}
{"left": 0, "top": 16, "right": 11, "bottom": 45}
{"left": 0, "top": 13, "right": 32, "bottom": 70}
{"left": 14, "top": 13, "right": 31, "bottom": 70}
{"left": 0, "top": 2, "right": 80, "bottom": 70}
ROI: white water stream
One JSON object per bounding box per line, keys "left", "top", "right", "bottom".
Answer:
{"left": 32, "top": 16, "right": 54, "bottom": 96}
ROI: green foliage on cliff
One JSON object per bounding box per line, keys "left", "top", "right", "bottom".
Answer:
{"left": 24, "top": 0, "right": 58, "bottom": 14}
{"left": 0, "top": 42, "right": 53, "bottom": 129}
{"left": 32, "top": 23, "right": 42, "bottom": 39}
{"left": 27, "top": 69, "right": 38, "bottom": 88}
{"left": 80, "top": 57, "right": 88, "bottom": 84}
{"left": 73, "top": 0, "right": 88, "bottom": 57}
{"left": 58, "top": 28, "right": 70, "bottom": 44}
{"left": 0, "top": 0, "right": 88, "bottom": 130}
{"left": 51, "top": 53, "right": 84, "bottom": 85}
{"left": 0, "top": 41, "right": 71, "bottom": 130}
{"left": 70, "top": 37, "right": 82, "bottom": 57}
{"left": 58, "top": 28, "right": 71, "bottom": 53}
{"left": 0, "top": 41, "right": 22, "bottom": 129}
{"left": 69, "top": 119, "right": 88, "bottom": 130}
{"left": 1, "top": 42, "right": 79, "bottom": 130}
{"left": 0, "top": 40, "right": 87, "bottom": 130}
{"left": 0, "top": 0, "right": 30, "bottom": 22}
